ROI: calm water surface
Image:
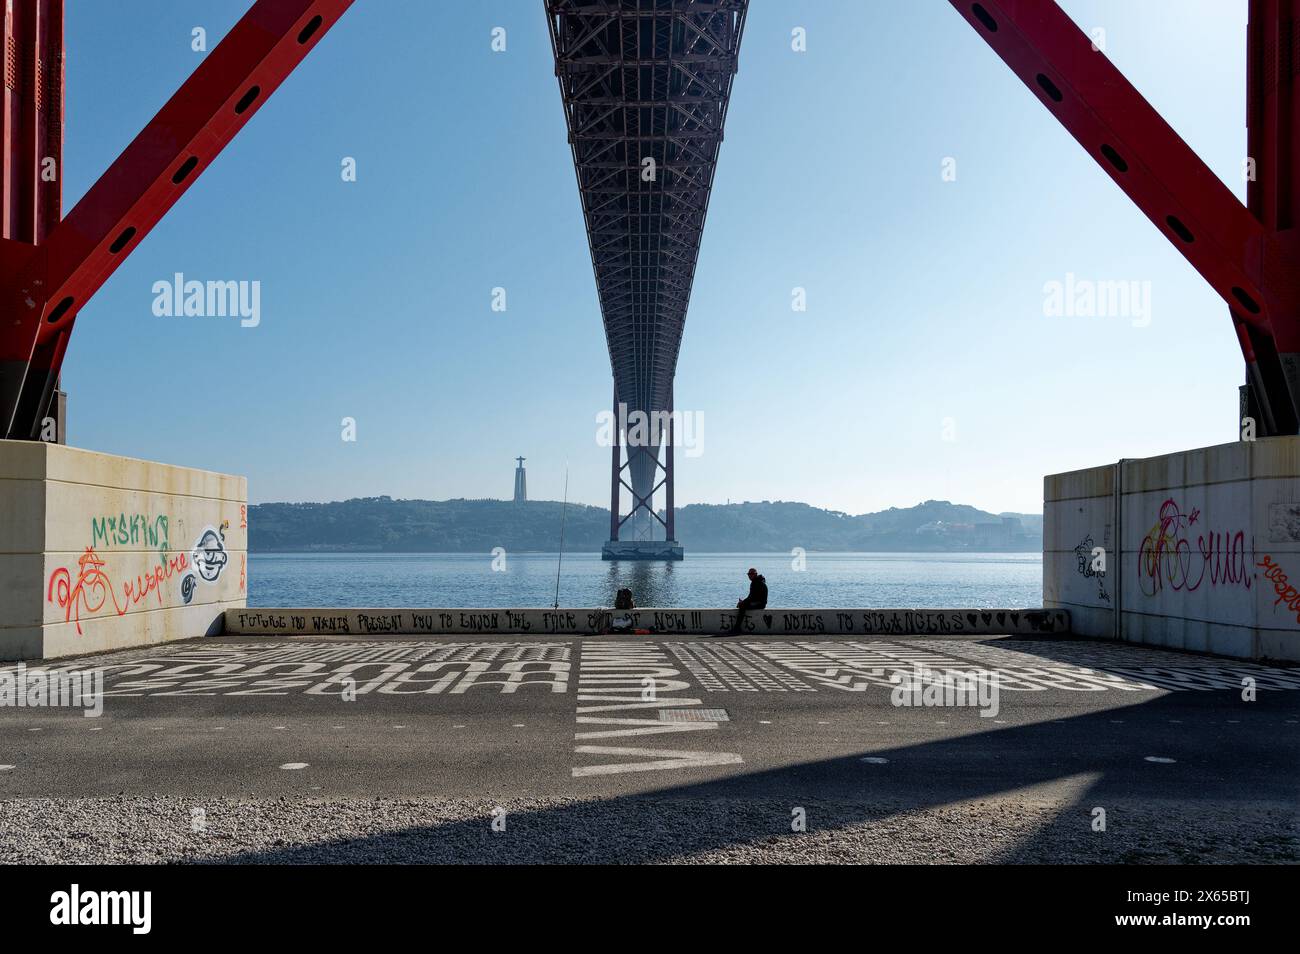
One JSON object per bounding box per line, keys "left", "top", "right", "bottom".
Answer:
{"left": 249, "top": 552, "right": 1042, "bottom": 608}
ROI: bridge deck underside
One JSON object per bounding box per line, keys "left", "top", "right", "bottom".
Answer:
{"left": 548, "top": 0, "right": 746, "bottom": 443}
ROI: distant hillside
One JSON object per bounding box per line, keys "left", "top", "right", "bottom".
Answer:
{"left": 250, "top": 497, "right": 607, "bottom": 553}
{"left": 249, "top": 497, "right": 1041, "bottom": 553}
{"left": 676, "top": 500, "right": 1041, "bottom": 551}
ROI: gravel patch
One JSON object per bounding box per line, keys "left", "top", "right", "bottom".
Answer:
{"left": 2, "top": 795, "right": 1295, "bottom": 864}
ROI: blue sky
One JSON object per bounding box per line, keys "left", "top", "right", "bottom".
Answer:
{"left": 61, "top": 0, "right": 1247, "bottom": 515}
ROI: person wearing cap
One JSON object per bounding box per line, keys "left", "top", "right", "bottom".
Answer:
{"left": 725, "top": 567, "right": 767, "bottom": 636}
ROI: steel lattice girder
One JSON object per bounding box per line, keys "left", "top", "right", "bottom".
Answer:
{"left": 949, "top": 0, "right": 1300, "bottom": 435}
{"left": 0, "top": 0, "right": 353, "bottom": 440}
{"left": 547, "top": 0, "right": 747, "bottom": 429}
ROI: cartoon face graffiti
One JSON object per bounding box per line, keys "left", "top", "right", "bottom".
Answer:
{"left": 191, "top": 527, "right": 228, "bottom": 582}
{"left": 180, "top": 523, "right": 229, "bottom": 604}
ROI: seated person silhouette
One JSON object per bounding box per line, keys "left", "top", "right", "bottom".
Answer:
{"left": 725, "top": 567, "right": 767, "bottom": 636}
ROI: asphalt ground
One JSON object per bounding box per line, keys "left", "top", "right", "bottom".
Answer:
{"left": 1, "top": 633, "right": 1297, "bottom": 863}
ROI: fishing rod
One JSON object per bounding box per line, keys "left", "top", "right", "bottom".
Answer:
{"left": 553, "top": 466, "right": 569, "bottom": 610}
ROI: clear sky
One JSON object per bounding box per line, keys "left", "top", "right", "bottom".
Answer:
{"left": 61, "top": 0, "right": 1248, "bottom": 515}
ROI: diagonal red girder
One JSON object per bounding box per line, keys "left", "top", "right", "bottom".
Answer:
{"left": 949, "top": 0, "right": 1300, "bottom": 433}
{"left": 0, "top": 0, "right": 353, "bottom": 439}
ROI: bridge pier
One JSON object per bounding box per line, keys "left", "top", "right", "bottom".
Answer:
{"left": 602, "top": 387, "right": 683, "bottom": 561}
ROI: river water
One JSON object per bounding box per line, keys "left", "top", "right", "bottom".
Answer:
{"left": 249, "top": 551, "right": 1043, "bottom": 609}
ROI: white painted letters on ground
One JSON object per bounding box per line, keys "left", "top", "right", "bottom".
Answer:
{"left": 572, "top": 642, "right": 742, "bottom": 777}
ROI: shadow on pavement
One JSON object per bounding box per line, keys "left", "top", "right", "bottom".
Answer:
{"left": 209, "top": 686, "right": 1300, "bottom": 864}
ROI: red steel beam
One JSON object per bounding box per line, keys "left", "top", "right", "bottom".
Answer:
{"left": 1, "top": 0, "right": 62, "bottom": 246}
{"left": 1247, "top": 0, "right": 1300, "bottom": 430}
{"left": 0, "top": 0, "right": 353, "bottom": 438}
{"left": 949, "top": 0, "right": 1300, "bottom": 432}
{"left": 0, "top": 0, "right": 62, "bottom": 384}
{"left": 1248, "top": 0, "right": 1300, "bottom": 234}
{"left": 0, "top": 0, "right": 63, "bottom": 438}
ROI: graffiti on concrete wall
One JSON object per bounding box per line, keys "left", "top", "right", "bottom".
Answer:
{"left": 1073, "top": 534, "right": 1110, "bottom": 602}
{"left": 1136, "top": 498, "right": 1252, "bottom": 596}
{"left": 91, "top": 514, "right": 170, "bottom": 552}
{"left": 180, "top": 523, "right": 229, "bottom": 605}
{"left": 1256, "top": 554, "right": 1300, "bottom": 626}
{"left": 48, "top": 516, "right": 235, "bottom": 634}
{"left": 48, "top": 547, "right": 191, "bottom": 636}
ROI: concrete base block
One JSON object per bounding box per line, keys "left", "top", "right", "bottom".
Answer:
{"left": 1045, "top": 436, "right": 1300, "bottom": 662}
{"left": 0, "top": 440, "right": 247, "bottom": 661}
{"left": 602, "top": 539, "right": 685, "bottom": 560}
{"left": 226, "top": 607, "right": 1069, "bottom": 638}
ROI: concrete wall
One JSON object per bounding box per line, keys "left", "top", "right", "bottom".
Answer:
{"left": 1045, "top": 437, "right": 1300, "bottom": 662}
{"left": 0, "top": 440, "right": 246, "bottom": 660}
{"left": 226, "top": 607, "right": 1069, "bottom": 637}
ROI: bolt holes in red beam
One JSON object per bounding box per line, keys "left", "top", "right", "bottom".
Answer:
{"left": 1035, "top": 73, "right": 1064, "bottom": 103}
{"left": 109, "top": 226, "right": 136, "bottom": 254}
{"left": 1100, "top": 144, "right": 1127, "bottom": 173}
{"left": 298, "top": 15, "right": 323, "bottom": 44}
{"left": 46, "top": 296, "right": 74, "bottom": 324}
{"left": 172, "top": 156, "right": 198, "bottom": 185}
{"left": 970, "top": 4, "right": 998, "bottom": 32}
{"left": 234, "top": 86, "right": 260, "bottom": 115}
{"left": 1165, "top": 215, "right": 1194, "bottom": 243}
{"left": 1232, "top": 287, "right": 1262, "bottom": 315}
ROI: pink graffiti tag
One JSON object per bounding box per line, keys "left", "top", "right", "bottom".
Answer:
{"left": 1136, "top": 498, "right": 1252, "bottom": 596}
{"left": 1257, "top": 555, "right": 1300, "bottom": 625}
{"left": 47, "top": 548, "right": 120, "bottom": 635}
{"left": 47, "top": 546, "right": 190, "bottom": 636}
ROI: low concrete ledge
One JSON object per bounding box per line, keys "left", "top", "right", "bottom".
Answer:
{"left": 225, "top": 607, "right": 1070, "bottom": 638}
{"left": 601, "top": 539, "right": 684, "bottom": 560}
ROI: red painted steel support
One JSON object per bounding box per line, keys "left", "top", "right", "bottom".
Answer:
{"left": 949, "top": 0, "right": 1300, "bottom": 434}
{"left": 1, "top": 0, "right": 61, "bottom": 248}
{"left": 0, "top": 0, "right": 62, "bottom": 437}
{"left": 1248, "top": 2, "right": 1300, "bottom": 243}
{"left": 1247, "top": 0, "right": 1300, "bottom": 432}
{"left": 0, "top": 0, "right": 61, "bottom": 438}
{"left": 0, "top": 0, "right": 353, "bottom": 439}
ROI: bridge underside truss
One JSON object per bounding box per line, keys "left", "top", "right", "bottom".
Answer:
{"left": 547, "top": 0, "right": 747, "bottom": 545}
